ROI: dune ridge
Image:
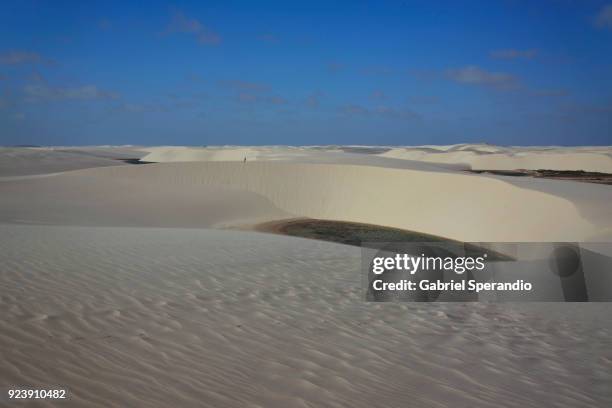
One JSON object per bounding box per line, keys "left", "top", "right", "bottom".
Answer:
{"left": 380, "top": 148, "right": 612, "bottom": 173}
{"left": 5, "top": 160, "right": 604, "bottom": 242}
{"left": 140, "top": 145, "right": 612, "bottom": 173}
{"left": 0, "top": 146, "right": 148, "bottom": 177}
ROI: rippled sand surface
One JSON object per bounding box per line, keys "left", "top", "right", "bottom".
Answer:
{"left": 1, "top": 225, "right": 611, "bottom": 407}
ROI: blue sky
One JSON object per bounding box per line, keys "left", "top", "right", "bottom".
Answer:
{"left": 0, "top": 0, "right": 611, "bottom": 146}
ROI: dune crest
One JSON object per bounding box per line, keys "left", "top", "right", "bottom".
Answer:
{"left": 380, "top": 146, "right": 612, "bottom": 173}
{"left": 140, "top": 145, "right": 612, "bottom": 173}
{"left": 45, "top": 161, "right": 611, "bottom": 242}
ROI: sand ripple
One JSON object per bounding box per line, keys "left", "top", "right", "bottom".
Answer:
{"left": 1, "top": 224, "right": 610, "bottom": 407}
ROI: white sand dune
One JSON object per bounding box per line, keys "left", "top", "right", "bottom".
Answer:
{"left": 2, "top": 160, "right": 609, "bottom": 241}
{"left": 0, "top": 164, "right": 288, "bottom": 228}
{"left": 379, "top": 145, "right": 612, "bottom": 173}
{"left": 141, "top": 145, "right": 612, "bottom": 173}
{"left": 0, "top": 146, "right": 148, "bottom": 177}
{"left": 141, "top": 145, "right": 464, "bottom": 172}
{"left": 1, "top": 224, "right": 610, "bottom": 408}
{"left": 1, "top": 145, "right": 612, "bottom": 407}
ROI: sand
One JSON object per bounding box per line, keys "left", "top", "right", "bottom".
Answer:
{"left": 1, "top": 144, "right": 611, "bottom": 407}
{"left": 2, "top": 224, "right": 611, "bottom": 408}
{"left": 0, "top": 146, "right": 147, "bottom": 177}
{"left": 141, "top": 145, "right": 612, "bottom": 173}
{"left": 2, "top": 160, "right": 610, "bottom": 241}
{"left": 379, "top": 145, "right": 612, "bottom": 173}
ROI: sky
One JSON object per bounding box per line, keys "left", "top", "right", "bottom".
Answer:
{"left": 0, "top": 0, "right": 611, "bottom": 146}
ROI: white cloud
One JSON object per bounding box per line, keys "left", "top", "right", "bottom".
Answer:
{"left": 0, "top": 51, "right": 46, "bottom": 65}
{"left": 121, "top": 102, "right": 168, "bottom": 113}
{"left": 339, "top": 104, "right": 420, "bottom": 120}
{"left": 370, "top": 90, "right": 387, "bottom": 100}
{"left": 594, "top": 4, "right": 612, "bottom": 29}
{"left": 164, "top": 11, "right": 221, "bottom": 45}
{"left": 446, "top": 66, "right": 517, "bottom": 89}
{"left": 340, "top": 104, "right": 368, "bottom": 115}
{"left": 237, "top": 93, "right": 258, "bottom": 103}
{"left": 531, "top": 89, "right": 568, "bottom": 97}
{"left": 267, "top": 96, "right": 287, "bottom": 105}
{"left": 220, "top": 80, "right": 269, "bottom": 92}
{"left": 24, "top": 84, "right": 120, "bottom": 102}
{"left": 305, "top": 92, "right": 324, "bottom": 108}
{"left": 490, "top": 49, "right": 538, "bottom": 60}
{"left": 236, "top": 93, "right": 287, "bottom": 105}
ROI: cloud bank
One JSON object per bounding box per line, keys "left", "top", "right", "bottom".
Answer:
{"left": 24, "top": 85, "right": 120, "bottom": 102}
{"left": 446, "top": 66, "right": 517, "bottom": 90}
{"left": 164, "top": 11, "right": 221, "bottom": 45}
{"left": 594, "top": 4, "right": 612, "bottom": 29}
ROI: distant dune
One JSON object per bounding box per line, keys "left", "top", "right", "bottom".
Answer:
{"left": 0, "top": 146, "right": 147, "bottom": 177}
{"left": 140, "top": 144, "right": 612, "bottom": 173}
{"left": 3, "top": 145, "right": 611, "bottom": 241}
{"left": 380, "top": 146, "right": 612, "bottom": 173}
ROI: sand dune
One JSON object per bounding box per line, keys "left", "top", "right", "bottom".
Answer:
{"left": 0, "top": 146, "right": 147, "bottom": 177}
{"left": 2, "top": 160, "right": 609, "bottom": 241}
{"left": 141, "top": 145, "right": 612, "bottom": 173}
{"left": 1, "top": 224, "right": 610, "bottom": 408}
{"left": 379, "top": 146, "right": 612, "bottom": 173}
{"left": 0, "top": 165, "right": 288, "bottom": 228}
{"left": 141, "top": 146, "right": 464, "bottom": 172}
